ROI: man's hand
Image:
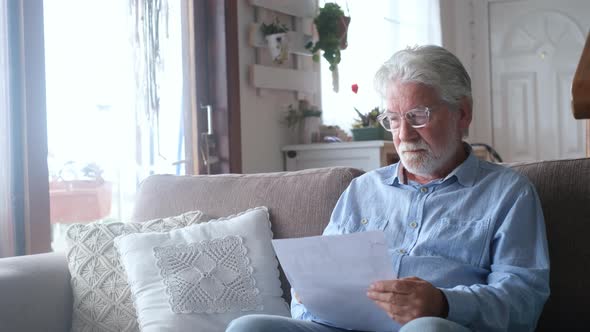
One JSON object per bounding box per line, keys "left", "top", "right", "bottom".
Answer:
{"left": 366, "top": 276, "right": 448, "bottom": 324}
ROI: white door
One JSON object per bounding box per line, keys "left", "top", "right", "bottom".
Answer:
{"left": 489, "top": 0, "right": 589, "bottom": 162}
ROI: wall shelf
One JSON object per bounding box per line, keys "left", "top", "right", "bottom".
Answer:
{"left": 248, "top": 0, "right": 319, "bottom": 102}
{"left": 249, "top": 64, "right": 318, "bottom": 94}
{"left": 248, "top": 23, "right": 313, "bottom": 56}
{"left": 249, "top": 0, "right": 316, "bottom": 17}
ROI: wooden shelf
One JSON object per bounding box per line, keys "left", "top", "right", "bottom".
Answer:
{"left": 250, "top": 64, "right": 318, "bottom": 93}
{"left": 249, "top": 23, "right": 313, "bottom": 56}
{"left": 249, "top": 0, "right": 316, "bottom": 17}
{"left": 248, "top": 0, "right": 319, "bottom": 102}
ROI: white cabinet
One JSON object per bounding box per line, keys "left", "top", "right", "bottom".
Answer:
{"left": 282, "top": 141, "right": 398, "bottom": 172}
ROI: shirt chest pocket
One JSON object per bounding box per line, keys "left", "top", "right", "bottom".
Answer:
{"left": 423, "top": 217, "right": 491, "bottom": 267}
{"left": 343, "top": 215, "right": 389, "bottom": 233}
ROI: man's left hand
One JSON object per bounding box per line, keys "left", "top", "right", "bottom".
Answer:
{"left": 366, "top": 276, "right": 448, "bottom": 324}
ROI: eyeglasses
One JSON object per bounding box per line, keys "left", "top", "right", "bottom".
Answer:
{"left": 377, "top": 107, "right": 433, "bottom": 131}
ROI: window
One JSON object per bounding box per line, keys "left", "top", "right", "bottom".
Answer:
{"left": 44, "top": 0, "right": 187, "bottom": 251}
{"left": 320, "top": 0, "right": 441, "bottom": 133}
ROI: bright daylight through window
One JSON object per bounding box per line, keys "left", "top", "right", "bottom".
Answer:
{"left": 44, "top": 0, "right": 186, "bottom": 251}
{"left": 320, "top": 0, "right": 441, "bottom": 134}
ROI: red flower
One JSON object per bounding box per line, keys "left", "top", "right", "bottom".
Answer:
{"left": 351, "top": 83, "right": 359, "bottom": 94}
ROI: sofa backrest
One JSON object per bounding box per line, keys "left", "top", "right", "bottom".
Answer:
{"left": 132, "top": 166, "right": 364, "bottom": 302}
{"left": 508, "top": 158, "right": 590, "bottom": 331}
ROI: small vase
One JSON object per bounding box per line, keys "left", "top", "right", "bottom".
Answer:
{"left": 299, "top": 114, "right": 322, "bottom": 144}
{"left": 266, "top": 33, "right": 289, "bottom": 64}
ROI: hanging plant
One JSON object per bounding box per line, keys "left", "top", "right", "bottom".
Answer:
{"left": 129, "top": 0, "right": 169, "bottom": 122}
{"left": 305, "top": 3, "right": 350, "bottom": 92}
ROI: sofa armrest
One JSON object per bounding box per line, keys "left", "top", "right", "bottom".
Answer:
{"left": 0, "top": 252, "right": 72, "bottom": 332}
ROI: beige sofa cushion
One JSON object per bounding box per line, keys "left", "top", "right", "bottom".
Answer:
{"left": 131, "top": 167, "right": 364, "bottom": 300}
{"left": 509, "top": 158, "right": 590, "bottom": 331}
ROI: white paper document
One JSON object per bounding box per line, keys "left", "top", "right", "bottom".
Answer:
{"left": 272, "top": 231, "right": 400, "bottom": 332}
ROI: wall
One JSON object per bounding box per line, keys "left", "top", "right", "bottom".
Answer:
{"left": 237, "top": 1, "right": 320, "bottom": 173}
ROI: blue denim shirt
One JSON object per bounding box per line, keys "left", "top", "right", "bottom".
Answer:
{"left": 291, "top": 149, "right": 550, "bottom": 332}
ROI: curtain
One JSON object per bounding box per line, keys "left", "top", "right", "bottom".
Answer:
{"left": 320, "top": 0, "right": 442, "bottom": 133}
{"left": 0, "top": 0, "right": 50, "bottom": 258}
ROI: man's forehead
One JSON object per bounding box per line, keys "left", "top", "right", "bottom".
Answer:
{"left": 385, "top": 82, "right": 440, "bottom": 109}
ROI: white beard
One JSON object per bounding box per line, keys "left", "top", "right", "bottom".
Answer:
{"left": 398, "top": 128, "right": 461, "bottom": 178}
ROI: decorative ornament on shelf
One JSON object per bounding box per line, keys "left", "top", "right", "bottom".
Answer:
{"left": 260, "top": 18, "right": 290, "bottom": 65}
{"left": 349, "top": 83, "right": 392, "bottom": 141}
{"left": 305, "top": 2, "right": 350, "bottom": 92}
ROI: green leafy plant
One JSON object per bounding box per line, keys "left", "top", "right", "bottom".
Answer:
{"left": 260, "top": 17, "right": 289, "bottom": 36}
{"left": 350, "top": 83, "right": 381, "bottom": 128}
{"left": 305, "top": 3, "right": 350, "bottom": 71}
{"left": 352, "top": 107, "right": 381, "bottom": 129}
{"left": 282, "top": 101, "right": 322, "bottom": 129}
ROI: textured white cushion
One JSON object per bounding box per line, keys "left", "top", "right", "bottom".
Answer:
{"left": 65, "top": 210, "right": 209, "bottom": 332}
{"left": 114, "top": 206, "right": 290, "bottom": 332}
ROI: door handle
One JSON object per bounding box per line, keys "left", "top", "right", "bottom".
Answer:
{"left": 200, "top": 103, "right": 213, "bottom": 135}
{"left": 199, "top": 104, "right": 217, "bottom": 173}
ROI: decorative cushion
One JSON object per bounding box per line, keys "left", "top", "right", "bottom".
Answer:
{"left": 65, "top": 210, "right": 209, "bottom": 332}
{"left": 114, "top": 206, "right": 290, "bottom": 332}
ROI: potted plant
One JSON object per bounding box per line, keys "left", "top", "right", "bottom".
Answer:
{"left": 305, "top": 3, "right": 351, "bottom": 92}
{"left": 349, "top": 84, "right": 392, "bottom": 141}
{"left": 260, "top": 18, "right": 290, "bottom": 64}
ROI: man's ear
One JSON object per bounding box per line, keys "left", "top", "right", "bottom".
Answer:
{"left": 457, "top": 96, "right": 473, "bottom": 135}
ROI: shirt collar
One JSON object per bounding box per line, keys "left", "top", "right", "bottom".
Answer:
{"left": 384, "top": 142, "right": 478, "bottom": 187}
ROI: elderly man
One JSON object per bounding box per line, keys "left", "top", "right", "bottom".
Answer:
{"left": 227, "top": 45, "right": 549, "bottom": 332}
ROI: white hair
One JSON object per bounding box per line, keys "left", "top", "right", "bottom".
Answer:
{"left": 374, "top": 45, "right": 472, "bottom": 110}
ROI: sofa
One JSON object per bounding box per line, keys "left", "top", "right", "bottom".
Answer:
{"left": 0, "top": 158, "right": 589, "bottom": 331}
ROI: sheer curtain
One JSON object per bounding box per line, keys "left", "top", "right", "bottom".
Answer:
{"left": 320, "top": 0, "right": 442, "bottom": 133}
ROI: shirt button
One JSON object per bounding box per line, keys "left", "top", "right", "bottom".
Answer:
{"left": 420, "top": 187, "right": 428, "bottom": 193}
{"left": 409, "top": 221, "right": 418, "bottom": 228}
{"left": 360, "top": 218, "right": 368, "bottom": 225}
{"left": 398, "top": 249, "right": 407, "bottom": 254}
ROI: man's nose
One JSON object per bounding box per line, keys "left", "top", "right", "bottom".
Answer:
{"left": 397, "top": 117, "right": 419, "bottom": 141}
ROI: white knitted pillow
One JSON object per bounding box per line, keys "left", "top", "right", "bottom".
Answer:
{"left": 114, "top": 207, "right": 290, "bottom": 332}
{"left": 65, "top": 210, "right": 209, "bottom": 332}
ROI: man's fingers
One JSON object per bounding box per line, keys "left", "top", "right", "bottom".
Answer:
{"left": 370, "top": 300, "right": 413, "bottom": 324}
{"left": 366, "top": 290, "right": 409, "bottom": 304}
{"left": 369, "top": 280, "right": 413, "bottom": 294}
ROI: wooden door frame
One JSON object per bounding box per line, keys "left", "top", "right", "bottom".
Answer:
{"left": 225, "top": 0, "right": 242, "bottom": 173}
{"left": 188, "top": 0, "right": 241, "bottom": 174}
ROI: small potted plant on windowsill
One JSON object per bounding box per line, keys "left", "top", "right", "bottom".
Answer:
{"left": 349, "top": 83, "right": 392, "bottom": 141}
{"left": 350, "top": 107, "right": 392, "bottom": 141}
{"left": 305, "top": 2, "right": 351, "bottom": 92}
{"left": 260, "top": 18, "right": 290, "bottom": 64}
